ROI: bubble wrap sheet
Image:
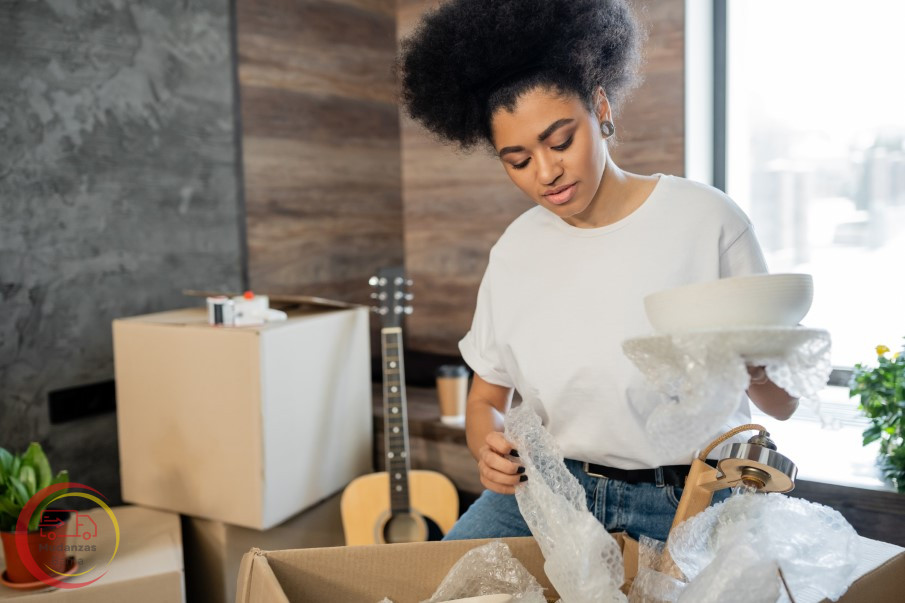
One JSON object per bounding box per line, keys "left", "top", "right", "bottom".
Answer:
{"left": 622, "top": 327, "right": 831, "bottom": 455}
{"left": 423, "top": 540, "right": 546, "bottom": 603}
{"left": 626, "top": 536, "right": 681, "bottom": 602}
{"left": 675, "top": 543, "right": 780, "bottom": 603}
{"left": 504, "top": 403, "right": 626, "bottom": 603}
{"left": 668, "top": 493, "right": 860, "bottom": 602}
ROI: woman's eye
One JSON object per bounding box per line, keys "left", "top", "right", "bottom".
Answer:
{"left": 511, "top": 159, "right": 530, "bottom": 170}
{"left": 551, "top": 135, "right": 574, "bottom": 152}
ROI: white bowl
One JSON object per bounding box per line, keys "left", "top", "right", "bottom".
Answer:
{"left": 644, "top": 273, "right": 813, "bottom": 333}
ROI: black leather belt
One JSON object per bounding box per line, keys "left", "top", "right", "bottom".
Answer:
{"left": 580, "top": 458, "right": 718, "bottom": 487}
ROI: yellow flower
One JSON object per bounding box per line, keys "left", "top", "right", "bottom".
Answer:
{"left": 896, "top": 352, "right": 901, "bottom": 359}
{"left": 876, "top": 345, "right": 890, "bottom": 356}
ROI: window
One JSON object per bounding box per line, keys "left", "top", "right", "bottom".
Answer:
{"left": 725, "top": 0, "right": 905, "bottom": 368}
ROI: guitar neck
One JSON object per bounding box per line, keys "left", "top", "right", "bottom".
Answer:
{"left": 382, "top": 327, "right": 412, "bottom": 513}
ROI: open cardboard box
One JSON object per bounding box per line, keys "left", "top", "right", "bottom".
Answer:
{"left": 236, "top": 531, "right": 904, "bottom": 602}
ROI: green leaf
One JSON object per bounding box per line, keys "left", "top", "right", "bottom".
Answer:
{"left": 0, "top": 497, "right": 20, "bottom": 517}
{"left": 29, "top": 471, "right": 70, "bottom": 532}
{"left": 8, "top": 476, "right": 30, "bottom": 508}
{"left": 51, "top": 470, "right": 69, "bottom": 486}
{"left": 0, "top": 448, "right": 12, "bottom": 481}
{"left": 18, "top": 465, "right": 36, "bottom": 498}
{"left": 29, "top": 493, "right": 61, "bottom": 532}
{"left": 863, "top": 424, "right": 883, "bottom": 445}
{"left": 22, "top": 443, "right": 52, "bottom": 491}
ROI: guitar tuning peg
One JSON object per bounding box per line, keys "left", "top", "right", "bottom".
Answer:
{"left": 368, "top": 276, "right": 378, "bottom": 287}
{"left": 370, "top": 306, "right": 379, "bottom": 313}
{"left": 378, "top": 277, "right": 387, "bottom": 286}
{"left": 394, "top": 291, "right": 404, "bottom": 300}
{"left": 378, "top": 307, "right": 389, "bottom": 315}
{"left": 404, "top": 306, "right": 413, "bottom": 315}
{"left": 394, "top": 306, "right": 403, "bottom": 315}
{"left": 378, "top": 292, "right": 387, "bottom": 301}
{"left": 404, "top": 293, "right": 414, "bottom": 301}
{"left": 393, "top": 277, "right": 403, "bottom": 286}
{"left": 370, "top": 292, "right": 379, "bottom": 299}
{"left": 405, "top": 279, "right": 413, "bottom": 286}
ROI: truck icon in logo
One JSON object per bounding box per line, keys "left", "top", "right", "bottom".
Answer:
{"left": 39, "top": 510, "right": 98, "bottom": 541}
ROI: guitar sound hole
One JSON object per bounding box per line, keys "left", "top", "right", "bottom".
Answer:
{"left": 383, "top": 513, "right": 423, "bottom": 543}
{"left": 425, "top": 515, "right": 445, "bottom": 541}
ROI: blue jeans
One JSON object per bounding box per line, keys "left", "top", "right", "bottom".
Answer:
{"left": 444, "top": 459, "right": 730, "bottom": 543}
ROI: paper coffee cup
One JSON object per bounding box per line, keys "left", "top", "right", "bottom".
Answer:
{"left": 436, "top": 364, "right": 469, "bottom": 426}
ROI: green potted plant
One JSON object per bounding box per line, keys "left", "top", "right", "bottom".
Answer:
{"left": 849, "top": 342, "right": 905, "bottom": 493}
{"left": 0, "top": 443, "right": 69, "bottom": 585}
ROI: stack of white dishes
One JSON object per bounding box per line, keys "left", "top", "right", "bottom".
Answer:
{"left": 622, "top": 273, "right": 832, "bottom": 456}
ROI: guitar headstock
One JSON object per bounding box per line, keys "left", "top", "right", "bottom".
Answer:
{"left": 369, "top": 266, "right": 413, "bottom": 328}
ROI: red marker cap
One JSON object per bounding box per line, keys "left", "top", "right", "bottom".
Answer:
{"left": 243, "top": 290, "right": 254, "bottom": 300}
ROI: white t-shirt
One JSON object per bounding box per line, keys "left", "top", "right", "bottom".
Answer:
{"left": 458, "top": 174, "right": 768, "bottom": 469}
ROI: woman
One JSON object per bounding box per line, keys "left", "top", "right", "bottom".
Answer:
{"left": 397, "top": 0, "right": 797, "bottom": 542}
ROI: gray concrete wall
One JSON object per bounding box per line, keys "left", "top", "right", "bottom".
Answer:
{"left": 0, "top": 0, "right": 244, "bottom": 504}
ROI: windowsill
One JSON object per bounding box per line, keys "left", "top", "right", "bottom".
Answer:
{"left": 750, "top": 384, "right": 897, "bottom": 493}
{"left": 375, "top": 384, "right": 898, "bottom": 494}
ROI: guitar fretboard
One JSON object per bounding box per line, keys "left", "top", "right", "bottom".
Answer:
{"left": 382, "top": 327, "right": 411, "bottom": 513}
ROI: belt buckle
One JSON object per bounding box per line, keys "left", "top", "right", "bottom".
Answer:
{"left": 583, "top": 461, "right": 606, "bottom": 479}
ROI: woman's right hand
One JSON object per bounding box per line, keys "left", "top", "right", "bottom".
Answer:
{"left": 477, "top": 431, "right": 525, "bottom": 495}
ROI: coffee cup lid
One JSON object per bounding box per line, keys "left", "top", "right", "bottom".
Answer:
{"left": 436, "top": 364, "right": 470, "bottom": 377}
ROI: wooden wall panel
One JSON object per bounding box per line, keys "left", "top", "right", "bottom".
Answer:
{"left": 612, "top": 0, "right": 686, "bottom": 178}
{"left": 238, "top": 0, "right": 404, "bottom": 305}
{"left": 397, "top": 0, "right": 686, "bottom": 354}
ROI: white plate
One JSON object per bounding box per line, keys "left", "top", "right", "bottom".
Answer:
{"left": 623, "top": 326, "right": 830, "bottom": 361}
{"left": 444, "top": 595, "right": 514, "bottom": 603}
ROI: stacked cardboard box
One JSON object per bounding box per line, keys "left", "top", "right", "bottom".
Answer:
{"left": 181, "top": 492, "right": 344, "bottom": 603}
{"left": 111, "top": 303, "right": 373, "bottom": 602}
{"left": 0, "top": 507, "right": 184, "bottom": 602}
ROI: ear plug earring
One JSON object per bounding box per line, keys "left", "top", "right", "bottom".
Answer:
{"left": 600, "top": 120, "right": 615, "bottom": 138}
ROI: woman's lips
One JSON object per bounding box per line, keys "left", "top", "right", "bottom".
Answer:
{"left": 544, "top": 183, "right": 577, "bottom": 205}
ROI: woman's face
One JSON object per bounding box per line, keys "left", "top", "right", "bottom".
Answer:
{"left": 490, "top": 87, "right": 609, "bottom": 224}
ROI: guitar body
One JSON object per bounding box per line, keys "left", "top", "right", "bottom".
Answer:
{"left": 341, "top": 470, "right": 459, "bottom": 545}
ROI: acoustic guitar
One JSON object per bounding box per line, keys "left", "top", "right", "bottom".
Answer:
{"left": 340, "top": 267, "right": 459, "bottom": 545}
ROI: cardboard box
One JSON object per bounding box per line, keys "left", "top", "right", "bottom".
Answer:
{"left": 235, "top": 535, "right": 636, "bottom": 602}
{"left": 182, "top": 492, "right": 344, "bottom": 603}
{"left": 113, "top": 305, "right": 372, "bottom": 529}
{"left": 235, "top": 534, "right": 904, "bottom": 603}
{"left": 0, "top": 506, "right": 184, "bottom": 602}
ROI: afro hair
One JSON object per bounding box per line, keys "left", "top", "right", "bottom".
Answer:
{"left": 397, "top": 0, "right": 644, "bottom": 151}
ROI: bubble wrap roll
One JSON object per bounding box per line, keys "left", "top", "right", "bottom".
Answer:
{"left": 504, "top": 403, "right": 627, "bottom": 603}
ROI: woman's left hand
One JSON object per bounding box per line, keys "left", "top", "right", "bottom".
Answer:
{"left": 746, "top": 365, "right": 799, "bottom": 420}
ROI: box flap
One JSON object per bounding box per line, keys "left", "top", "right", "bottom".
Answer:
{"left": 620, "top": 532, "right": 639, "bottom": 582}
{"left": 833, "top": 542, "right": 905, "bottom": 603}
{"left": 236, "top": 548, "right": 290, "bottom": 603}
